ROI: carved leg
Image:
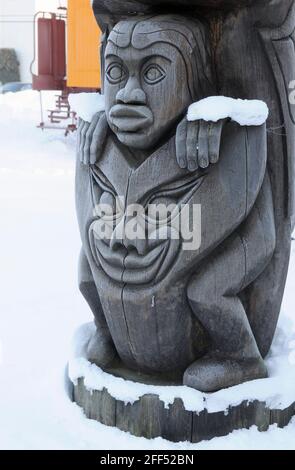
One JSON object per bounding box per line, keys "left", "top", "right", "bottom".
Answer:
{"left": 78, "top": 248, "right": 117, "bottom": 367}
{"left": 184, "top": 176, "right": 275, "bottom": 392}
{"left": 241, "top": 224, "right": 291, "bottom": 358}
{"left": 185, "top": 236, "right": 267, "bottom": 392}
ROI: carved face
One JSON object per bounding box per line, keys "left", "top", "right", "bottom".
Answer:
{"left": 104, "top": 36, "right": 192, "bottom": 150}
{"left": 89, "top": 137, "right": 203, "bottom": 286}
{"left": 88, "top": 122, "right": 266, "bottom": 289}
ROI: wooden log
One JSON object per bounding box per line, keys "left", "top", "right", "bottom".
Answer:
{"left": 73, "top": 378, "right": 295, "bottom": 443}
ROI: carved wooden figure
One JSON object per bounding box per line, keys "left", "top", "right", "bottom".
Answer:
{"left": 75, "top": 0, "right": 295, "bottom": 395}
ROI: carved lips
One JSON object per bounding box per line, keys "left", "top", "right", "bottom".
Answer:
{"left": 89, "top": 233, "right": 177, "bottom": 285}
{"left": 109, "top": 104, "right": 154, "bottom": 132}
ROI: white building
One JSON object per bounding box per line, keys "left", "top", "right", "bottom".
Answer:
{"left": 0, "top": 0, "right": 66, "bottom": 83}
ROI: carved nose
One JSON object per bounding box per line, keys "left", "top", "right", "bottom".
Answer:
{"left": 116, "top": 85, "right": 146, "bottom": 105}
{"left": 110, "top": 236, "right": 148, "bottom": 257}
{"left": 110, "top": 219, "right": 148, "bottom": 256}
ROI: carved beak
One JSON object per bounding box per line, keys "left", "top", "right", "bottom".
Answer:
{"left": 109, "top": 104, "right": 154, "bottom": 132}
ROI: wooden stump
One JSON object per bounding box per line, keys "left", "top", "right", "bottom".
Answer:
{"left": 73, "top": 377, "right": 295, "bottom": 443}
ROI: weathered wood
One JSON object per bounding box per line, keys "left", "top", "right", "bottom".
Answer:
{"left": 73, "top": 0, "right": 295, "bottom": 442}
{"left": 74, "top": 379, "right": 295, "bottom": 443}
{"left": 76, "top": 13, "right": 276, "bottom": 393}
{"left": 92, "top": 0, "right": 258, "bottom": 32}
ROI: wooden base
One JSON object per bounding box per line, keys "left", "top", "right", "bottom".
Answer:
{"left": 73, "top": 377, "right": 295, "bottom": 443}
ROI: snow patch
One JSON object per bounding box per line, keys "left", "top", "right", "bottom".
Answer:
{"left": 69, "top": 316, "right": 295, "bottom": 414}
{"left": 69, "top": 93, "right": 105, "bottom": 122}
{"left": 187, "top": 96, "right": 269, "bottom": 126}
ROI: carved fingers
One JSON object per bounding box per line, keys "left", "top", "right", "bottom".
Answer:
{"left": 77, "top": 112, "right": 108, "bottom": 165}
{"left": 77, "top": 118, "right": 89, "bottom": 164}
{"left": 83, "top": 112, "right": 101, "bottom": 164}
{"left": 198, "top": 121, "right": 209, "bottom": 169}
{"left": 187, "top": 121, "right": 199, "bottom": 171}
{"left": 175, "top": 118, "right": 188, "bottom": 169}
{"left": 208, "top": 119, "right": 225, "bottom": 164}
{"left": 176, "top": 118, "right": 226, "bottom": 172}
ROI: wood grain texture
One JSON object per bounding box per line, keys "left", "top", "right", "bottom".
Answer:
{"left": 73, "top": 0, "right": 295, "bottom": 441}
{"left": 75, "top": 1, "right": 294, "bottom": 394}
{"left": 74, "top": 378, "right": 295, "bottom": 443}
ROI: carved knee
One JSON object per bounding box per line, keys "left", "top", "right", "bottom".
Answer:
{"left": 187, "top": 269, "right": 221, "bottom": 313}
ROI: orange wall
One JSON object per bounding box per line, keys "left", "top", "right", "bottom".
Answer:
{"left": 67, "top": 0, "right": 101, "bottom": 88}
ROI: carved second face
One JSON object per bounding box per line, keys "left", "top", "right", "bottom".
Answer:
{"left": 87, "top": 122, "right": 267, "bottom": 291}
{"left": 89, "top": 138, "right": 203, "bottom": 286}
{"left": 104, "top": 23, "right": 192, "bottom": 150}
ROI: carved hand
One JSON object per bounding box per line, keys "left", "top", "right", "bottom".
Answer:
{"left": 77, "top": 112, "right": 108, "bottom": 165}
{"left": 176, "top": 118, "right": 226, "bottom": 171}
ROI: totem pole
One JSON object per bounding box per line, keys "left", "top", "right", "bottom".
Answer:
{"left": 72, "top": 0, "right": 295, "bottom": 441}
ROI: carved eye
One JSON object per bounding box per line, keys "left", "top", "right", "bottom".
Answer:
{"left": 143, "top": 64, "right": 166, "bottom": 85}
{"left": 106, "top": 63, "right": 126, "bottom": 84}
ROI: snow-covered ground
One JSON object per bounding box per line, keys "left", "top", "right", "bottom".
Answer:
{"left": 0, "top": 90, "right": 294, "bottom": 450}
